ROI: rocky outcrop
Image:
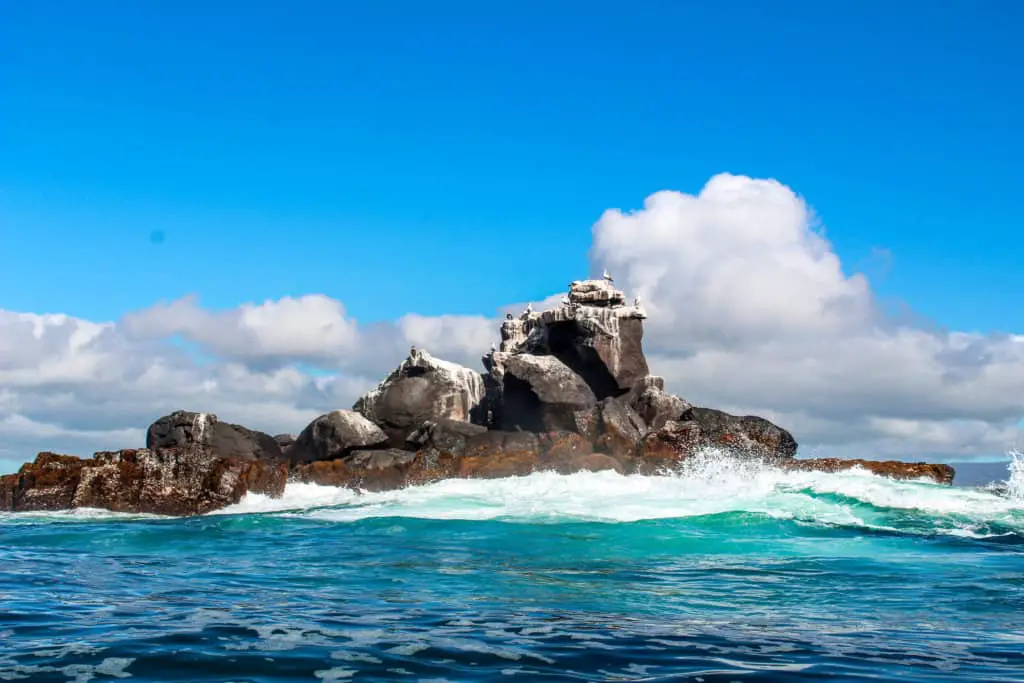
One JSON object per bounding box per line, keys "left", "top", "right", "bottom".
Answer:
{"left": 783, "top": 458, "right": 955, "bottom": 484}
{"left": 354, "top": 348, "right": 486, "bottom": 446}
{"left": 147, "top": 411, "right": 284, "bottom": 462}
{"left": 288, "top": 410, "right": 388, "bottom": 464}
{"left": 1, "top": 448, "right": 286, "bottom": 515}
{"left": 1, "top": 270, "right": 957, "bottom": 517}
{"left": 0, "top": 453, "right": 91, "bottom": 512}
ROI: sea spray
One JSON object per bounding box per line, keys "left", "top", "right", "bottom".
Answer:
{"left": 1007, "top": 449, "right": 1024, "bottom": 500}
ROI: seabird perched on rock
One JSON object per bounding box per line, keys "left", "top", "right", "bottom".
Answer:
{"left": 489, "top": 341, "right": 496, "bottom": 353}
{"left": 634, "top": 294, "right": 642, "bottom": 307}
{"left": 602, "top": 268, "right": 614, "bottom": 282}
{"left": 525, "top": 302, "right": 533, "bottom": 315}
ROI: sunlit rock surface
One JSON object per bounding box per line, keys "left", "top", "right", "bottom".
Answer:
{"left": 354, "top": 348, "right": 486, "bottom": 446}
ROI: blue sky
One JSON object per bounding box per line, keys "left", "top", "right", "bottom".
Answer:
{"left": 2, "top": 1, "right": 1022, "bottom": 330}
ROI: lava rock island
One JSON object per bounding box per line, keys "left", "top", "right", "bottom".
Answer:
{"left": 1, "top": 275, "right": 955, "bottom": 515}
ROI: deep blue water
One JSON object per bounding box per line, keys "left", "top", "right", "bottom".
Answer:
{"left": 2, "top": 456, "right": 1023, "bottom": 682}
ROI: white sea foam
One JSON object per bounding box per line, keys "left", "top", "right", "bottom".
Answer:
{"left": 1007, "top": 449, "right": 1024, "bottom": 501}
{"left": 220, "top": 451, "right": 1024, "bottom": 536}
{"left": 0, "top": 506, "right": 165, "bottom": 524}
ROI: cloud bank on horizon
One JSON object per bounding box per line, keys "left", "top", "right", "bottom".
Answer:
{"left": 2, "top": 173, "right": 1021, "bottom": 472}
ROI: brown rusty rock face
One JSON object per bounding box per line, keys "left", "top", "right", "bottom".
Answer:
{"left": 2, "top": 448, "right": 289, "bottom": 516}
{"left": 784, "top": 458, "right": 955, "bottom": 484}
{"left": 406, "top": 450, "right": 462, "bottom": 486}
{"left": 1, "top": 453, "right": 97, "bottom": 512}
{"left": 347, "top": 450, "right": 416, "bottom": 491}
{"left": 291, "top": 459, "right": 355, "bottom": 488}
{"left": 458, "top": 431, "right": 544, "bottom": 479}
{"left": 240, "top": 461, "right": 289, "bottom": 497}
{"left": 458, "top": 451, "right": 541, "bottom": 479}
{"left": 290, "top": 450, "right": 417, "bottom": 492}
{"left": 565, "top": 453, "right": 625, "bottom": 475}
{"left": 541, "top": 431, "right": 591, "bottom": 461}
{"left": 639, "top": 420, "right": 701, "bottom": 471}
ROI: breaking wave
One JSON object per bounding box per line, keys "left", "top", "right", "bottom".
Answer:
{"left": 5, "top": 452, "right": 1022, "bottom": 541}
{"left": 211, "top": 451, "right": 1024, "bottom": 540}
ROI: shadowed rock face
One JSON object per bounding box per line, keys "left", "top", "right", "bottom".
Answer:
{"left": 498, "top": 354, "right": 597, "bottom": 432}
{"left": 147, "top": 410, "right": 283, "bottom": 462}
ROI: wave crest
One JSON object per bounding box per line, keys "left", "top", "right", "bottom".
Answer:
{"left": 216, "top": 451, "right": 1024, "bottom": 538}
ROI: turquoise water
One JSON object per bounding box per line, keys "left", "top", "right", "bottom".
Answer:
{"left": 2, "top": 454, "right": 1023, "bottom": 682}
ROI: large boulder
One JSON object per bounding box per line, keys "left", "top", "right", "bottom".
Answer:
{"left": 1, "top": 448, "right": 287, "bottom": 515}
{"left": 495, "top": 354, "right": 597, "bottom": 432}
{"left": 639, "top": 407, "right": 797, "bottom": 469}
{"left": 354, "top": 348, "right": 487, "bottom": 446}
{"left": 146, "top": 411, "right": 283, "bottom": 462}
{"left": 288, "top": 410, "right": 388, "bottom": 464}
{"left": 686, "top": 407, "right": 798, "bottom": 459}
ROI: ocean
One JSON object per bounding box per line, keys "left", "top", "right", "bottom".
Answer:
{"left": 2, "top": 453, "right": 1022, "bottom": 683}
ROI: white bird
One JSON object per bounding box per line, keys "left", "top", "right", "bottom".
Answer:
{"left": 602, "top": 268, "right": 613, "bottom": 282}
{"left": 525, "top": 302, "right": 533, "bottom": 315}
{"left": 634, "top": 294, "right": 642, "bottom": 306}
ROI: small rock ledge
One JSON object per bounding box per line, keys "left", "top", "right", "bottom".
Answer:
{"left": 0, "top": 274, "right": 955, "bottom": 515}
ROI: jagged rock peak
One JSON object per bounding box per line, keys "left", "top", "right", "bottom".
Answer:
{"left": 498, "top": 277, "right": 646, "bottom": 355}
